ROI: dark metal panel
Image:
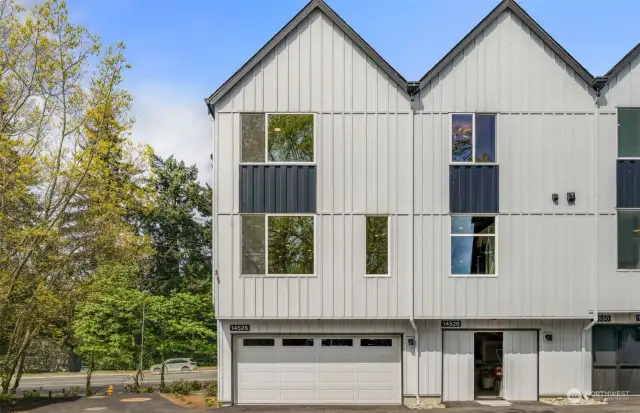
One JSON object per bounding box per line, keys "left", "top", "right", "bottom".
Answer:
{"left": 240, "top": 165, "right": 316, "bottom": 213}
{"left": 617, "top": 160, "right": 640, "bottom": 208}
{"left": 449, "top": 165, "right": 499, "bottom": 213}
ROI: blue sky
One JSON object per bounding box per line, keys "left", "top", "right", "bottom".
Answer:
{"left": 66, "top": 0, "right": 640, "bottom": 183}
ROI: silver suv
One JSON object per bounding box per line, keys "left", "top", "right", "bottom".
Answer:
{"left": 150, "top": 358, "right": 197, "bottom": 374}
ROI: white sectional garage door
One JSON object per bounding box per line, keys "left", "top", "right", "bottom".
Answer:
{"left": 235, "top": 336, "right": 401, "bottom": 404}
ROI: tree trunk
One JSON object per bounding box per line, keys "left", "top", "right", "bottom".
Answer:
{"left": 160, "top": 353, "right": 166, "bottom": 391}
{"left": 85, "top": 353, "right": 93, "bottom": 396}
{"left": 9, "top": 350, "right": 27, "bottom": 394}
{"left": 68, "top": 351, "right": 81, "bottom": 372}
{"left": 1, "top": 325, "right": 36, "bottom": 394}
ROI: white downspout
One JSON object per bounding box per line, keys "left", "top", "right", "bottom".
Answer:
{"left": 584, "top": 90, "right": 600, "bottom": 332}
{"left": 582, "top": 88, "right": 600, "bottom": 396}
{"left": 409, "top": 89, "right": 419, "bottom": 406}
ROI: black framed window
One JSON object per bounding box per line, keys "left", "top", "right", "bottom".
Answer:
{"left": 321, "top": 339, "right": 353, "bottom": 347}
{"left": 243, "top": 338, "right": 275, "bottom": 346}
{"left": 361, "top": 339, "right": 392, "bottom": 347}
{"left": 283, "top": 338, "right": 314, "bottom": 346}
{"left": 593, "top": 325, "right": 640, "bottom": 393}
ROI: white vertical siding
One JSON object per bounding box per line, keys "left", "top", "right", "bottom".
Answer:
{"left": 414, "top": 214, "right": 592, "bottom": 318}
{"left": 503, "top": 330, "right": 538, "bottom": 401}
{"left": 214, "top": 8, "right": 412, "bottom": 319}
{"left": 413, "top": 7, "right": 596, "bottom": 318}
{"left": 596, "top": 51, "right": 640, "bottom": 312}
{"left": 442, "top": 330, "right": 474, "bottom": 401}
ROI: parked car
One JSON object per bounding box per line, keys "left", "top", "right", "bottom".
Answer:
{"left": 150, "top": 358, "right": 197, "bottom": 374}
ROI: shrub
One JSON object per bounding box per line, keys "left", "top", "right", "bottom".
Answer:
{"left": 169, "top": 380, "right": 191, "bottom": 395}
{"left": 23, "top": 389, "right": 41, "bottom": 398}
{"left": 189, "top": 380, "right": 202, "bottom": 391}
{"left": 66, "top": 386, "right": 80, "bottom": 397}
{"left": 205, "top": 397, "right": 216, "bottom": 408}
{"left": 140, "top": 385, "right": 155, "bottom": 394}
{"left": 205, "top": 381, "right": 217, "bottom": 397}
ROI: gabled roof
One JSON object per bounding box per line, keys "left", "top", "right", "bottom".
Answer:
{"left": 205, "top": 0, "right": 407, "bottom": 109}
{"left": 604, "top": 43, "right": 640, "bottom": 80}
{"left": 417, "top": 0, "right": 595, "bottom": 90}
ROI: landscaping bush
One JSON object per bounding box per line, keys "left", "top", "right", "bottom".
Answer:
{"left": 205, "top": 380, "right": 218, "bottom": 397}
{"left": 169, "top": 380, "right": 191, "bottom": 395}
{"left": 22, "top": 389, "right": 41, "bottom": 399}
{"left": 66, "top": 386, "right": 80, "bottom": 397}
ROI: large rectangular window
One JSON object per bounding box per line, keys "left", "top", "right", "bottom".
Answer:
{"left": 451, "top": 216, "right": 496, "bottom": 275}
{"left": 241, "top": 215, "right": 315, "bottom": 276}
{"left": 241, "top": 113, "right": 314, "bottom": 163}
{"left": 451, "top": 113, "right": 496, "bottom": 163}
{"left": 366, "top": 216, "right": 389, "bottom": 275}
{"left": 618, "top": 210, "right": 640, "bottom": 269}
{"left": 618, "top": 108, "right": 640, "bottom": 158}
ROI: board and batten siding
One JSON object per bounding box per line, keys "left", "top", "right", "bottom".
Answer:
{"left": 596, "top": 51, "right": 640, "bottom": 312}
{"left": 213, "top": 8, "right": 413, "bottom": 319}
{"left": 413, "top": 8, "right": 596, "bottom": 318}
{"left": 216, "top": 319, "right": 591, "bottom": 403}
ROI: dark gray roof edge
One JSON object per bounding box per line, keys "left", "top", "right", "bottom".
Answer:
{"left": 205, "top": 0, "right": 408, "bottom": 109}
{"left": 603, "top": 43, "right": 640, "bottom": 79}
{"left": 417, "top": 0, "right": 595, "bottom": 91}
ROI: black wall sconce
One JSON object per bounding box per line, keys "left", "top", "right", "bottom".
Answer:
{"left": 551, "top": 193, "right": 559, "bottom": 204}
{"left": 544, "top": 332, "right": 553, "bottom": 342}
{"left": 567, "top": 192, "right": 576, "bottom": 205}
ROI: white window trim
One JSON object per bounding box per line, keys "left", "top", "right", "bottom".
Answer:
{"left": 240, "top": 213, "right": 317, "bottom": 278}
{"left": 616, "top": 107, "right": 640, "bottom": 160}
{"left": 239, "top": 112, "right": 317, "bottom": 165}
{"left": 364, "top": 215, "right": 391, "bottom": 278}
{"left": 449, "top": 113, "right": 498, "bottom": 165}
{"left": 449, "top": 215, "right": 498, "bottom": 277}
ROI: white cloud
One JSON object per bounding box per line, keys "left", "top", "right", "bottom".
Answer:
{"left": 129, "top": 83, "right": 212, "bottom": 185}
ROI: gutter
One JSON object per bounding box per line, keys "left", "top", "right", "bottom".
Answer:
{"left": 407, "top": 82, "right": 420, "bottom": 406}
{"left": 584, "top": 84, "right": 602, "bottom": 333}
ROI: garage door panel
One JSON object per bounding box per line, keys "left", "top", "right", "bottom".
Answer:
{"left": 239, "top": 370, "right": 278, "bottom": 382}
{"left": 319, "top": 354, "right": 356, "bottom": 363}
{"left": 281, "top": 389, "right": 316, "bottom": 401}
{"left": 319, "top": 389, "right": 356, "bottom": 401}
{"left": 503, "top": 331, "right": 538, "bottom": 401}
{"left": 241, "top": 389, "right": 279, "bottom": 402}
{"left": 358, "top": 389, "right": 396, "bottom": 401}
{"left": 236, "top": 335, "right": 401, "bottom": 404}
{"left": 358, "top": 372, "right": 396, "bottom": 384}
{"left": 280, "top": 371, "right": 315, "bottom": 382}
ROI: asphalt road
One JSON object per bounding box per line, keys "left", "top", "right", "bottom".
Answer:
{"left": 14, "top": 370, "right": 216, "bottom": 395}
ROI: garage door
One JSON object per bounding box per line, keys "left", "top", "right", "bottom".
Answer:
{"left": 235, "top": 336, "right": 401, "bottom": 404}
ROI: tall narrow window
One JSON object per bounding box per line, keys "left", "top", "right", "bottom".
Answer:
{"left": 451, "top": 216, "right": 496, "bottom": 275}
{"left": 241, "top": 215, "right": 315, "bottom": 276}
{"left": 241, "top": 114, "right": 265, "bottom": 162}
{"left": 451, "top": 113, "right": 496, "bottom": 163}
{"left": 366, "top": 216, "right": 389, "bottom": 275}
{"left": 619, "top": 109, "right": 640, "bottom": 158}
{"left": 240, "top": 113, "right": 314, "bottom": 163}
{"left": 618, "top": 210, "right": 640, "bottom": 269}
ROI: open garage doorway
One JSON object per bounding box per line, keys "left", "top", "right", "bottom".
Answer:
{"left": 474, "top": 332, "right": 503, "bottom": 399}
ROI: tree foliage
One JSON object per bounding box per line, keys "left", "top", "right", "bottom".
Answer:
{"left": 140, "top": 154, "right": 211, "bottom": 296}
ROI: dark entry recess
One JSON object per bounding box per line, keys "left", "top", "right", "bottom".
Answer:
{"left": 593, "top": 325, "right": 640, "bottom": 393}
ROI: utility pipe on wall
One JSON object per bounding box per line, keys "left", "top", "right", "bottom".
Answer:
{"left": 408, "top": 83, "right": 419, "bottom": 406}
